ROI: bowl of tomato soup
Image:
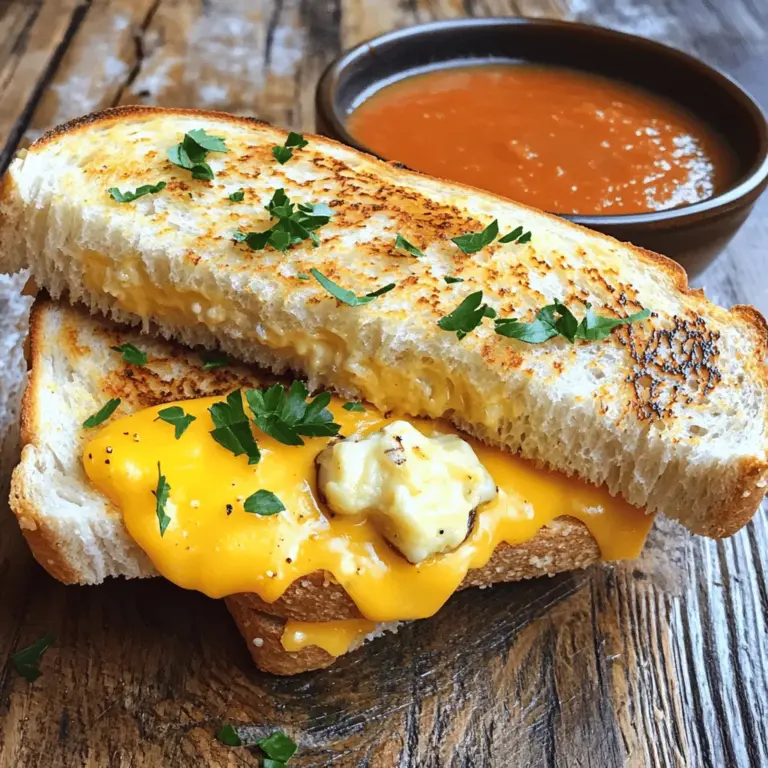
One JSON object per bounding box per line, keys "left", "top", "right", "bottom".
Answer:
{"left": 316, "top": 18, "right": 768, "bottom": 276}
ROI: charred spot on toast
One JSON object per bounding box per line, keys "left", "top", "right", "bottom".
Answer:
{"left": 619, "top": 313, "right": 722, "bottom": 420}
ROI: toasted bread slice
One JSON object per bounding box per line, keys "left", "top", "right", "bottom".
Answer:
{"left": 1, "top": 106, "right": 766, "bottom": 537}
{"left": 14, "top": 297, "right": 607, "bottom": 672}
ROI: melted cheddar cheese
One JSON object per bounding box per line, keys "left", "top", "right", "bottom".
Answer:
{"left": 281, "top": 619, "right": 377, "bottom": 657}
{"left": 83, "top": 396, "right": 654, "bottom": 622}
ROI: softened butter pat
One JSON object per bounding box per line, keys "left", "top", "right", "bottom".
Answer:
{"left": 316, "top": 421, "right": 497, "bottom": 563}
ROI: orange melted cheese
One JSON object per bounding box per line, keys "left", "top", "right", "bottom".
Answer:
{"left": 83, "top": 396, "right": 654, "bottom": 622}
{"left": 281, "top": 619, "right": 377, "bottom": 656}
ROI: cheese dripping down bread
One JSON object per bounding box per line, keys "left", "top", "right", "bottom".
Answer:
{"left": 0, "top": 106, "right": 766, "bottom": 540}
{"left": 12, "top": 299, "right": 655, "bottom": 673}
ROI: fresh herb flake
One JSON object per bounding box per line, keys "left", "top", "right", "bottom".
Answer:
{"left": 209, "top": 390, "right": 261, "bottom": 464}
{"left": 444, "top": 276, "right": 464, "bottom": 284}
{"left": 495, "top": 301, "right": 651, "bottom": 344}
{"left": 155, "top": 462, "right": 171, "bottom": 536}
{"left": 216, "top": 724, "right": 242, "bottom": 747}
{"left": 395, "top": 234, "right": 424, "bottom": 258}
{"left": 257, "top": 731, "right": 298, "bottom": 763}
{"left": 229, "top": 189, "right": 245, "bottom": 202}
{"left": 297, "top": 273, "right": 310, "bottom": 280}
{"left": 201, "top": 351, "right": 229, "bottom": 371}
{"left": 108, "top": 181, "right": 166, "bottom": 203}
{"left": 342, "top": 401, "right": 365, "bottom": 412}
{"left": 156, "top": 406, "right": 196, "bottom": 439}
{"left": 83, "top": 398, "right": 121, "bottom": 428}
{"left": 272, "top": 132, "right": 308, "bottom": 164}
{"left": 310, "top": 269, "right": 394, "bottom": 306}
{"left": 237, "top": 189, "right": 332, "bottom": 253}
{"left": 11, "top": 632, "right": 55, "bottom": 682}
{"left": 169, "top": 129, "right": 227, "bottom": 181}
{"left": 498, "top": 225, "right": 532, "bottom": 245}
{"left": 111, "top": 343, "right": 148, "bottom": 366}
{"left": 243, "top": 489, "right": 286, "bottom": 516}
{"left": 437, "top": 291, "right": 494, "bottom": 340}
{"left": 451, "top": 219, "right": 499, "bottom": 254}
{"left": 245, "top": 380, "right": 340, "bottom": 446}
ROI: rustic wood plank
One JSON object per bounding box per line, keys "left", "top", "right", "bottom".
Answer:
{"left": 0, "top": 0, "right": 88, "bottom": 171}
{"left": 0, "top": 0, "right": 767, "bottom": 766}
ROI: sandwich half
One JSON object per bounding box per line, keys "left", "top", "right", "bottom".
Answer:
{"left": 0, "top": 107, "right": 766, "bottom": 537}
{"left": 14, "top": 298, "right": 651, "bottom": 674}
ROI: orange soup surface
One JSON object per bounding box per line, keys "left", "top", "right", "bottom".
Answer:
{"left": 347, "top": 64, "right": 734, "bottom": 215}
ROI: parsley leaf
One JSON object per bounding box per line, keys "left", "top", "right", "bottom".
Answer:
{"left": 444, "top": 276, "right": 464, "bottom": 284}
{"left": 155, "top": 462, "right": 171, "bottom": 536}
{"left": 451, "top": 220, "right": 499, "bottom": 254}
{"left": 495, "top": 301, "right": 651, "bottom": 344}
{"left": 108, "top": 181, "right": 166, "bottom": 203}
{"left": 395, "top": 234, "right": 424, "bottom": 258}
{"left": 216, "top": 724, "right": 242, "bottom": 746}
{"left": 257, "top": 731, "right": 297, "bottom": 763}
{"left": 236, "top": 189, "right": 332, "bottom": 253}
{"left": 272, "top": 132, "right": 308, "bottom": 164}
{"left": 245, "top": 380, "right": 340, "bottom": 446}
{"left": 209, "top": 390, "right": 261, "bottom": 464}
{"left": 156, "top": 406, "right": 196, "bottom": 439}
{"left": 244, "top": 489, "right": 285, "bottom": 516}
{"left": 437, "top": 291, "right": 494, "bottom": 340}
{"left": 83, "top": 398, "right": 121, "bottom": 428}
{"left": 342, "top": 401, "right": 365, "bottom": 412}
{"left": 310, "top": 269, "right": 395, "bottom": 306}
{"left": 297, "top": 273, "right": 310, "bottom": 280}
{"left": 168, "top": 129, "right": 227, "bottom": 181}
{"left": 111, "top": 343, "right": 148, "bottom": 366}
{"left": 575, "top": 304, "right": 651, "bottom": 340}
{"left": 498, "top": 225, "right": 532, "bottom": 244}
{"left": 229, "top": 189, "right": 245, "bottom": 202}
{"left": 201, "top": 351, "right": 229, "bottom": 371}
{"left": 11, "top": 632, "right": 55, "bottom": 682}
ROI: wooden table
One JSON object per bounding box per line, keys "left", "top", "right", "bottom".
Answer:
{"left": 0, "top": 1, "right": 766, "bottom": 766}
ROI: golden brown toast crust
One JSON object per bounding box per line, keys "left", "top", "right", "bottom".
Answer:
{"left": 226, "top": 521, "right": 601, "bottom": 674}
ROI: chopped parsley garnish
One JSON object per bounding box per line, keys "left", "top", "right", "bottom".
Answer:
{"left": 216, "top": 724, "right": 242, "bottom": 746}
{"left": 394, "top": 234, "right": 424, "bottom": 258}
{"left": 494, "top": 301, "right": 651, "bottom": 344}
{"left": 257, "top": 731, "right": 298, "bottom": 763}
{"left": 245, "top": 380, "right": 340, "bottom": 446}
{"left": 201, "top": 351, "right": 229, "bottom": 371}
{"left": 155, "top": 406, "right": 196, "bottom": 439}
{"left": 235, "top": 189, "right": 332, "bottom": 253}
{"left": 342, "top": 401, "right": 365, "bottom": 412}
{"left": 229, "top": 189, "right": 245, "bottom": 202}
{"left": 451, "top": 220, "right": 499, "bottom": 254}
{"left": 310, "top": 268, "right": 395, "bottom": 306}
{"left": 83, "top": 398, "right": 121, "bottom": 428}
{"left": 155, "top": 462, "right": 171, "bottom": 536}
{"left": 444, "top": 276, "right": 464, "bottom": 284}
{"left": 168, "top": 128, "right": 228, "bottom": 181}
{"left": 297, "top": 273, "right": 310, "bottom": 280}
{"left": 437, "top": 291, "right": 495, "bottom": 340}
{"left": 111, "top": 343, "right": 147, "bottom": 365}
{"left": 11, "top": 632, "right": 55, "bottom": 682}
{"left": 498, "top": 226, "right": 532, "bottom": 244}
{"left": 243, "top": 489, "right": 285, "bottom": 516}
{"left": 272, "top": 132, "right": 309, "bottom": 164}
{"left": 209, "top": 390, "right": 261, "bottom": 464}
{"left": 107, "top": 181, "right": 166, "bottom": 203}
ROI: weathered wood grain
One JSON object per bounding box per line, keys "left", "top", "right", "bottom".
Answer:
{"left": 0, "top": 1, "right": 766, "bottom": 766}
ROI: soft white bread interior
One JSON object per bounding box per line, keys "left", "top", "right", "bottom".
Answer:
{"left": 1, "top": 107, "right": 767, "bottom": 537}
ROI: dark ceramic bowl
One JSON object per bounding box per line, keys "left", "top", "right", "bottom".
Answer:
{"left": 316, "top": 18, "right": 768, "bottom": 277}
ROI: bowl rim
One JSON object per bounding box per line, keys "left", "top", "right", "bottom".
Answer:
{"left": 316, "top": 16, "right": 768, "bottom": 227}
